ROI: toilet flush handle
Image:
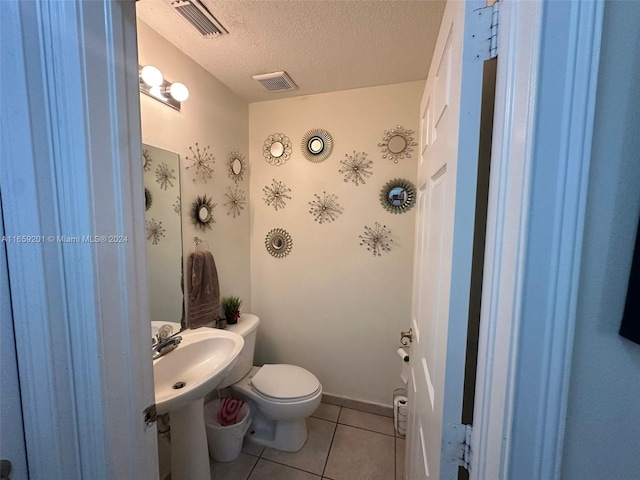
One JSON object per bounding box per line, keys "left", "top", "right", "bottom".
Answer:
{"left": 400, "top": 328, "right": 413, "bottom": 346}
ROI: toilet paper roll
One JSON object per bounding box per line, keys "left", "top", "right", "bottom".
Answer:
{"left": 397, "top": 348, "right": 409, "bottom": 362}
{"left": 397, "top": 348, "right": 410, "bottom": 384}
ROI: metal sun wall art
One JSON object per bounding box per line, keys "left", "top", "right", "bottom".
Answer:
{"left": 339, "top": 151, "right": 374, "bottom": 186}
{"left": 228, "top": 150, "right": 247, "bottom": 183}
{"left": 359, "top": 222, "right": 393, "bottom": 257}
{"left": 145, "top": 188, "right": 152, "bottom": 211}
{"left": 263, "top": 133, "right": 292, "bottom": 166}
{"left": 378, "top": 125, "right": 418, "bottom": 163}
{"left": 155, "top": 162, "right": 176, "bottom": 190}
{"left": 308, "top": 191, "right": 343, "bottom": 224}
{"left": 185, "top": 143, "right": 215, "bottom": 183}
{"left": 265, "top": 228, "right": 293, "bottom": 258}
{"left": 380, "top": 178, "right": 417, "bottom": 214}
{"left": 263, "top": 179, "right": 292, "bottom": 211}
{"left": 143, "top": 149, "right": 152, "bottom": 172}
{"left": 190, "top": 194, "right": 216, "bottom": 231}
{"left": 173, "top": 196, "right": 181, "bottom": 215}
{"left": 301, "top": 129, "right": 334, "bottom": 163}
{"left": 146, "top": 218, "right": 166, "bottom": 245}
{"left": 224, "top": 186, "right": 246, "bottom": 218}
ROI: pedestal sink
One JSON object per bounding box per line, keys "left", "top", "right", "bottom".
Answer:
{"left": 153, "top": 328, "right": 244, "bottom": 480}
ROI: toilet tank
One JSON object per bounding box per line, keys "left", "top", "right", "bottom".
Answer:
{"left": 216, "top": 313, "right": 260, "bottom": 389}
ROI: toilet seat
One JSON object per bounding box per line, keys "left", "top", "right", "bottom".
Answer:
{"left": 250, "top": 364, "right": 320, "bottom": 401}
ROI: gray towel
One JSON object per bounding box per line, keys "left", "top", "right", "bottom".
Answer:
{"left": 187, "top": 251, "right": 221, "bottom": 329}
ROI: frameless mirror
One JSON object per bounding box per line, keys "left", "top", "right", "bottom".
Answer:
{"left": 387, "top": 135, "right": 407, "bottom": 154}
{"left": 270, "top": 141, "right": 285, "bottom": 158}
{"left": 199, "top": 206, "right": 210, "bottom": 222}
{"left": 232, "top": 158, "right": 242, "bottom": 175}
{"left": 388, "top": 187, "right": 407, "bottom": 206}
{"left": 272, "top": 236, "right": 284, "bottom": 249}
{"left": 142, "top": 144, "right": 184, "bottom": 331}
{"left": 308, "top": 137, "right": 324, "bottom": 153}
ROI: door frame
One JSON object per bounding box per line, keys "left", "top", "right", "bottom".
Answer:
{"left": 1, "top": 1, "right": 158, "bottom": 478}
{"left": 471, "top": 1, "right": 604, "bottom": 479}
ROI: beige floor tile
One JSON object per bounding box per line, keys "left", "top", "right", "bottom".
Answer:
{"left": 338, "top": 407, "right": 395, "bottom": 436}
{"left": 311, "top": 403, "right": 341, "bottom": 422}
{"left": 324, "top": 424, "right": 395, "bottom": 480}
{"left": 248, "top": 459, "right": 321, "bottom": 480}
{"left": 395, "top": 437, "right": 405, "bottom": 480}
{"left": 262, "top": 417, "right": 336, "bottom": 475}
{"left": 209, "top": 452, "right": 258, "bottom": 480}
{"left": 242, "top": 439, "right": 265, "bottom": 457}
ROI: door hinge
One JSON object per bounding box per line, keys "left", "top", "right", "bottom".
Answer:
{"left": 444, "top": 423, "right": 473, "bottom": 471}
{"left": 143, "top": 403, "right": 157, "bottom": 430}
{"left": 470, "top": 2, "right": 499, "bottom": 61}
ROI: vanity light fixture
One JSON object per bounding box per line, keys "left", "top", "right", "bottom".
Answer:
{"left": 139, "top": 65, "right": 189, "bottom": 111}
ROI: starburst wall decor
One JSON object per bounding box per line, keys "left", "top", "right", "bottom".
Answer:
{"left": 359, "top": 222, "right": 393, "bottom": 257}
{"left": 143, "top": 149, "right": 152, "bottom": 172}
{"left": 155, "top": 162, "right": 176, "bottom": 190}
{"left": 146, "top": 218, "right": 165, "bottom": 245}
{"left": 308, "top": 191, "right": 343, "bottom": 224}
{"left": 185, "top": 143, "right": 215, "bottom": 183}
{"left": 263, "top": 179, "right": 292, "bottom": 211}
{"left": 339, "top": 151, "right": 374, "bottom": 186}
{"left": 224, "top": 186, "right": 246, "bottom": 218}
{"left": 173, "top": 196, "right": 181, "bottom": 215}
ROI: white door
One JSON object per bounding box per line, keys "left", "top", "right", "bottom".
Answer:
{"left": 406, "top": 1, "right": 489, "bottom": 478}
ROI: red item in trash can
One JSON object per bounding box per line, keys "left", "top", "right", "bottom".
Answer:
{"left": 217, "top": 398, "right": 245, "bottom": 426}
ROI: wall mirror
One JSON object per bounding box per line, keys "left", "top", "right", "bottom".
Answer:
{"left": 379, "top": 178, "right": 416, "bottom": 214}
{"left": 378, "top": 125, "right": 417, "bottom": 163}
{"left": 301, "top": 128, "right": 334, "bottom": 162}
{"left": 142, "top": 144, "right": 184, "bottom": 334}
{"left": 263, "top": 133, "right": 292, "bottom": 165}
{"left": 265, "top": 228, "right": 293, "bottom": 258}
{"left": 228, "top": 151, "right": 246, "bottom": 183}
{"left": 190, "top": 194, "right": 216, "bottom": 231}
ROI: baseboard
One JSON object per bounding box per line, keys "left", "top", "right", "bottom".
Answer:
{"left": 321, "top": 393, "right": 393, "bottom": 418}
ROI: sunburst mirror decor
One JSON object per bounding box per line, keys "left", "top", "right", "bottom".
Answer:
{"left": 186, "top": 143, "right": 215, "bottom": 183}
{"left": 378, "top": 125, "right": 417, "bottom": 163}
{"left": 263, "top": 133, "right": 292, "bottom": 166}
{"left": 228, "top": 150, "right": 247, "bottom": 183}
{"left": 339, "top": 151, "right": 374, "bottom": 186}
{"left": 301, "top": 129, "right": 333, "bottom": 163}
{"left": 224, "top": 186, "right": 246, "bottom": 218}
{"left": 265, "top": 228, "right": 293, "bottom": 258}
{"left": 308, "top": 191, "right": 343, "bottom": 224}
{"left": 359, "top": 222, "right": 393, "bottom": 257}
{"left": 144, "top": 188, "right": 153, "bottom": 211}
{"left": 379, "top": 178, "right": 417, "bottom": 214}
{"left": 190, "top": 194, "right": 216, "bottom": 231}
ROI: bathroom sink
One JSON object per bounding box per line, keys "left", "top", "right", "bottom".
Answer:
{"left": 153, "top": 328, "right": 244, "bottom": 414}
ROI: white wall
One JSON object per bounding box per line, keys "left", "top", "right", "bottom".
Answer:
{"left": 249, "top": 82, "right": 423, "bottom": 406}
{"left": 561, "top": 1, "right": 640, "bottom": 477}
{"left": 137, "top": 20, "right": 251, "bottom": 317}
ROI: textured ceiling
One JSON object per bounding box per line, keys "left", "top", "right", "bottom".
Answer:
{"left": 136, "top": 0, "right": 446, "bottom": 103}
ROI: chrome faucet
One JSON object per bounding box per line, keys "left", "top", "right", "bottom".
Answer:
{"left": 153, "top": 335, "right": 182, "bottom": 360}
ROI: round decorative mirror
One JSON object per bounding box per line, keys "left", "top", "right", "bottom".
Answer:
{"left": 190, "top": 194, "right": 216, "bottom": 231}
{"left": 263, "top": 133, "right": 292, "bottom": 166}
{"left": 301, "top": 129, "right": 333, "bottom": 162}
{"left": 265, "top": 228, "right": 293, "bottom": 258}
{"left": 227, "top": 151, "right": 246, "bottom": 183}
{"left": 270, "top": 141, "right": 285, "bottom": 157}
{"left": 378, "top": 125, "right": 418, "bottom": 163}
{"left": 379, "top": 178, "right": 416, "bottom": 214}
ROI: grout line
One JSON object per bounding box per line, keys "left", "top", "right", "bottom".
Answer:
{"left": 257, "top": 458, "right": 324, "bottom": 478}
{"left": 335, "top": 422, "right": 396, "bottom": 438}
{"left": 320, "top": 406, "right": 341, "bottom": 478}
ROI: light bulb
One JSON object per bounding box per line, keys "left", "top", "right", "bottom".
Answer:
{"left": 168, "top": 82, "right": 189, "bottom": 102}
{"left": 139, "top": 65, "right": 163, "bottom": 87}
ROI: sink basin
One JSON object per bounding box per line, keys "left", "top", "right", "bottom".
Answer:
{"left": 153, "top": 328, "right": 244, "bottom": 414}
{"left": 152, "top": 327, "right": 244, "bottom": 480}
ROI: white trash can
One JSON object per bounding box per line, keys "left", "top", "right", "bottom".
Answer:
{"left": 204, "top": 399, "right": 252, "bottom": 462}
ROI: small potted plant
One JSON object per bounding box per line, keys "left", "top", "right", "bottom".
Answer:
{"left": 221, "top": 295, "right": 242, "bottom": 325}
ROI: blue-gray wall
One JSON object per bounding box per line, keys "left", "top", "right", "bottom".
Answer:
{"left": 561, "top": 1, "right": 640, "bottom": 478}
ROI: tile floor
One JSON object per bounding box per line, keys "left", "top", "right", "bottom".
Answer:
{"left": 209, "top": 402, "right": 405, "bottom": 480}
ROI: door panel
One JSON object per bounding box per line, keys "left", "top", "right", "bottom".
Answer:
{"left": 407, "top": 1, "right": 486, "bottom": 478}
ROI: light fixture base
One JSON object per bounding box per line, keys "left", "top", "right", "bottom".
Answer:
{"left": 140, "top": 78, "right": 182, "bottom": 111}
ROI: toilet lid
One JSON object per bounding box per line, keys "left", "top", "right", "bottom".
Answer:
{"left": 251, "top": 364, "right": 320, "bottom": 400}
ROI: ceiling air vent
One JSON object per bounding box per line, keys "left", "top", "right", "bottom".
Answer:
{"left": 252, "top": 71, "right": 298, "bottom": 93}
{"left": 170, "top": 0, "right": 228, "bottom": 38}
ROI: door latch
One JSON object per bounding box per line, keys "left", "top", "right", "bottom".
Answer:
{"left": 400, "top": 328, "right": 413, "bottom": 345}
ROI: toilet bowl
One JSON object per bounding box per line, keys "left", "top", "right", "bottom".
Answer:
{"left": 215, "top": 314, "right": 323, "bottom": 452}
{"left": 232, "top": 364, "right": 322, "bottom": 451}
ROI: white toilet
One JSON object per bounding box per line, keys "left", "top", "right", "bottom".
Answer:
{"left": 218, "top": 314, "right": 322, "bottom": 452}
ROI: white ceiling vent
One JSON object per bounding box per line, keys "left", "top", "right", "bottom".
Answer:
{"left": 252, "top": 71, "right": 298, "bottom": 93}
{"left": 170, "top": 0, "right": 228, "bottom": 38}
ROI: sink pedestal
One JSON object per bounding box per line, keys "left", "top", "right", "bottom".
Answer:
{"left": 169, "top": 397, "right": 210, "bottom": 480}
